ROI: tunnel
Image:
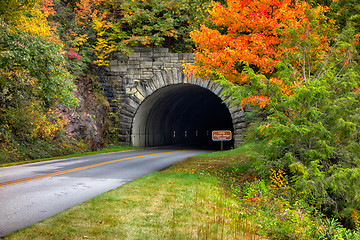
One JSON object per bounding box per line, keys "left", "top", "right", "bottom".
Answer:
{"left": 131, "top": 84, "right": 234, "bottom": 150}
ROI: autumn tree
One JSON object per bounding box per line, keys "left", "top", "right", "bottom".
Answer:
{"left": 188, "top": 0, "right": 360, "bottom": 226}
{"left": 54, "top": 0, "right": 212, "bottom": 66}
{"left": 186, "top": 0, "right": 337, "bottom": 108}
{"left": 106, "top": 0, "right": 208, "bottom": 53}
{"left": 0, "top": 0, "right": 79, "bottom": 160}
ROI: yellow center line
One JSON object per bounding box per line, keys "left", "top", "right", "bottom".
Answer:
{"left": 0, "top": 150, "right": 185, "bottom": 188}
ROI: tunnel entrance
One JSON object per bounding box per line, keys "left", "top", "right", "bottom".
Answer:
{"left": 131, "top": 84, "right": 234, "bottom": 150}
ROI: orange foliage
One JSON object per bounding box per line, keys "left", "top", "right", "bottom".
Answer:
{"left": 241, "top": 95, "right": 270, "bottom": 108}
{"left": 186, "top": 0, "right": 333, "bottom": 108}
{"left": 39, "top": 0, "right": 56, "bottom": 17}
{"left": 75, "top": 0, "right": 108, "bottom": 24}
{"left": 186, "top": 0, "right": 310, "bottom": 83}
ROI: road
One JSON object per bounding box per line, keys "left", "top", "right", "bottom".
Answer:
{"left": 0, "top": 147, "right": 210, "bottom": 237}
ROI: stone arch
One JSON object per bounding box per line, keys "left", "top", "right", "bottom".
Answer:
{"left": 100, "top": 48, "right": 248, "bottom": 147}
{"left": 131, "top": 70, "right": 237, "bottom": 147}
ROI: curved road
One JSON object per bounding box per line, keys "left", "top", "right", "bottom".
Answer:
{"left": 0, "top": 147, "right": 210, "bottom": 237}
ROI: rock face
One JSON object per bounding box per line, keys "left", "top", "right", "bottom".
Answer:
{"left": 61, "top": 76, "right": 109, "bottom": 151}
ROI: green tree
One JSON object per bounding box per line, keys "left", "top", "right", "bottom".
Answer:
{"left": 189, "top": 0, "right": 360, "bottom": 226}
{"left": 106, "top": 0, "right": 208, "bottom": 53}
{"left": 0, "top": 0, "right": 37, "bottom": 22}
{"left": 0, "top": 1, "right": 79, "bottom": 160}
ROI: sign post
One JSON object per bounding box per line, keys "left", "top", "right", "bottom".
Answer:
{"left": 212, "top": 130, "right": 232, "bottom": 151}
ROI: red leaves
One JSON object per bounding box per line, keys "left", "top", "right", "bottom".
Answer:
{"left": 66, "top": 49, "right": 82, "bottom": 61}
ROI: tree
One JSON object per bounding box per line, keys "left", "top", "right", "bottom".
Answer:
{"left": 188, "top": 0, "right": 360, "bottom": 225}
{"left": 0, "top": 1, "right": 78, "bottom": 160}
{"left": 106, "top": 0, "right": 206, "bottom": 53}
{"left": 0, "top": 0, "right": 37, "bottom": 22}
{"left": 185, "top": 0, "right": 333, "bottom": 107}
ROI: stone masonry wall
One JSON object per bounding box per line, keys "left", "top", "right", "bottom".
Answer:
{"left": 98, "top": 47, "right": 249, "bottom": 146}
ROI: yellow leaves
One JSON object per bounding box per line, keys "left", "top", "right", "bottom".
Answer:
{"left": 73, "top": 34, "right": 89, "bottom": 47}
{"left": 24, "top": 104, "right": 69, "bottom": 139}
{"left": 92, "top": 38, "right": 115, "bottom": 66}
{"left": 92, "top": 17, "right": 106, "bottom": 35}
{"left": 13, "top": 2, "right": 59, "bottom": 42}
{"left": 351, "top": 209, "right": 360, "bottom": 229}
{"left": 91, "top": 17, "right": 116, "bottom": 66}
{"left": 270, "top": 168, "right": 288, "bottom": 189}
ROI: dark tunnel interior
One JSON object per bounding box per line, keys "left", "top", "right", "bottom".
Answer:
{"left": 131, "top": 84, "right": 234, "bottom": 150}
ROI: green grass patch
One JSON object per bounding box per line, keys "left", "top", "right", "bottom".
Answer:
{"left": 0, "top": 145, "right": 140, "bottom": 168}
{"left": 5, "top": 172, "right": 259, "bottom": 240}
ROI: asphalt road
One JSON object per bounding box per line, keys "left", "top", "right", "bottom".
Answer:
{"left": 0, "top": 147, "right": 210, "bottom": 237}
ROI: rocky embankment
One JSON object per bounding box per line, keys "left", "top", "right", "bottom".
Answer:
{"left": 59, "top": 76, "right": 109, "bottom": 151}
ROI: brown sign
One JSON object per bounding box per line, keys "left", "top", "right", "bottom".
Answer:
{"left": 212, "top": 130, "right": 232, "bottom": 141}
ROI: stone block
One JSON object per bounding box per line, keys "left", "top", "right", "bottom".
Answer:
{"left": 164, "top": 63, "right": 174, "bottom": 68}
{"left": 109, "top": 60, "right": 118, "bottom": 66}
{"left": 141, "top": 75, "right": 153, "bottom": 81}
{"left": 117, "top": 55, "right": 129, "bottom": 63}
{"left": 128, "top": 68, "right": 141, "bottom": 75}
{"left": 173, "top": 63, "right": 183, "bottom": 69}
{"left": 140, "top": 62, "right": 153, "bottom": 68}
{"left": 172, "top": 69, "right": 179, "bottom": 84}
{"left": 162, "top": 69, "right": 172, "bottom": 85}
{"left": 168, "top": 53, "right": 178, "bottom": 58}
{"left": 153, "top": 61, "right": 164, "bottom": 67}
{"left": 134, "top": 91, "right": 145, "bottom": 102}
{"left": 117, "top": 129, "right": 130, "bottom": 136}
{"left": 177, "top": 70, "right": 184, "bottom": 83}
{"left": 158, "top": 71, "right": 167, "bottom": 87}
{"left": 130, "top": 94, "right": 142, "bottom": 104}
{"left": 153, "top": 52, "right": 167, "bottom": 58}
{"left": 135, "top": 84, "right": 148, "bottom": 99}
{"left": 161, "top": 57, "right": 170, "bottom": 63}
{"left": 129, "top": 74, "right": 141, "bottom": 80}
{"left": 232, "top": 109, "right": 245, "bottom": 119}
{"left": 170, "top": 57, "right": 179, "bottom": 63}
{"left": 127, "top": 98, "right": 139, "bottom": 109}
{"left": 140, "top": 51, "right": 153, "bottom": 58}
{"left": 128, "top": 60, "right": 140, "bottom": 65}
{"left": 202, "top": 80, "right": 210, "bottom": 89}
{"left": 120, "top": 104, "right": 136, "bottom": 116}
{"left": 153, "top": 71, "right": 163, "bottom": 87}
{"left": 129, "top": 51, "right": 140, "bottom": 58}
{"left": 155, "top": 48, "right": 169, "bottom": 53}
{"left": 117, "top": 134, "right": 131, "bottom": 142}
{"left": 139, "top": 57, "right": 152, "bottom": 62}
{"left": 145, "top": 83, "right": 155, "bottom": 95}
{"left": 235, "top": 122, "right": 247, "bottom": 129}
{"left": 213, "top": 85, "right": 223, "bottom": 95}
{"left": 110, "top": 65, "right": 127, "bottom": 72}
{"left": 119, "top": 114, "right": 132, "bottom": 124}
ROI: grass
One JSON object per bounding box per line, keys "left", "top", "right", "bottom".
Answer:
{"left": 4, "top": 171, "right": 260, "bottom": 239}
{"left": 0, "top": 145, "right": 140, "bottom": 168}
{"left": 5, "top": 142, "right": 359, "bottom": 239}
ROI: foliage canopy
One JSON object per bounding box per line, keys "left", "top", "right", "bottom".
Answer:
{"left": 188, "top": 0, "right": 360, "bottom": 227}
